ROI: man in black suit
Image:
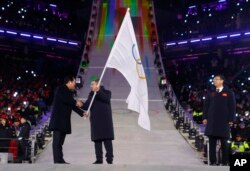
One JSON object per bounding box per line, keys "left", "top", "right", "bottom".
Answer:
{"left": 84, "top": 79, "right": 114, "bottom": 164}
{"left": 49, "top": 76, "right": 84, "bottom": 164}
{"left": 203, "top": 74, "right": 236, "bottom": 166}
{"left": 18, "top": 115, "right": 31, "bottom": 162}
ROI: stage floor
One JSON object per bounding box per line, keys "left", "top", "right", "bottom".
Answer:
{"left": 35, "top": 101, "right": 203, "bottom": 165}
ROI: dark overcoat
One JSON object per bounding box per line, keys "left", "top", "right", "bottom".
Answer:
{"left": 84, "top": 86, "right": 114, "bottom": 141}
{"left": 203, "top": 86, "right": 236, "bottom": 138}
{"left": 49, "top": 85, "right": 83, "bottom": 134}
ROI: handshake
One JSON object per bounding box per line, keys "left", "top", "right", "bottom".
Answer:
{"left": 76, "top": 100, "right": 84, "bottom": 108}
{"left": 75, "top": 100, "right": 89, "bottom": 118}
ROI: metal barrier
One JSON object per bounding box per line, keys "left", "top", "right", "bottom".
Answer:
{"left": 0, "top": 119, "right": 52, "bottom": 163}
{"left": 0, "top": 138, "right": 31, "bottom": 163}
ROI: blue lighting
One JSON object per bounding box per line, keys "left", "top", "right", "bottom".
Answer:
{"left": 178, "top": 41, "right": 188, "bottom": 45}
{"left": 0, "top": 27, "right": 80, "bottom": 47}
{"left": 68, "top": 42, "right": 78, "bottom": 46}
{"left": 190, "top": 39, "right": 200, "bottom": 43}
{"left": 217, "top": 35, "right": 228, "bottom": 39}
{"left": 49, "top": 4, "right": 57, "bottom": 7}
{"left": 33, "top": 35, "right": 43, "bottom": 39}
{"left": 189, "top": 5, "right": 196, "bottom": 9}
{"left": 20, "top": 33, "right": 31, "bottom": 37}
{"left": 166, "top": 42, "right": 176, "bottom": 46}
{"left": 47, "top": 37, "right": 57, "bottom": 41}
{"left": 202, "top": 37, "right": 212, "bottom": 41}
{"left": 218, "top": 0, "right": 226, "bottom": 2}
{"left": 229, "top": 33, "right": 241, "bottom": 37}
{"left": 58, "top": 40, "right": 67, "bottom": 44}
{"left": 6, "top": 31, "right": 17, "bottom": 35}
{"left": 244, "top": 32, "right": 250, "bottom": 35}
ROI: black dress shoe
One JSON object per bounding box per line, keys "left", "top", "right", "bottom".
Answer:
{"left": 107, "top": 160, "right": 113, "bottom": 164}
{"left": 210, "top": 163, "right": 218, "bottom": 166}
{"left": 93, "top": 160, "right": 103, "bottom": 164}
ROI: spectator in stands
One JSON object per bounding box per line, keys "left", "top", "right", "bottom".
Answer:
{"left": 24, "top": 104, "right": 36, "bottom": 126}
{"left": 17, "top": 115, "right": 31, "bottom": 162}
{"left": 231, "top": 134, "right": 249, "bottom": 153}
{"left": 11, "top": 118, "right": 21, "bottom": 137}
{"left": 237, "top": 122, "right": 249, "bottom": 141}
{"left": 0, "top": 118, "right": 13, "bottom": 152}
{"left": 202, "top": 74, "right": 236, "bottom": 165}
{"left": 37, "top": 97, "right": 47, "bottom": 115}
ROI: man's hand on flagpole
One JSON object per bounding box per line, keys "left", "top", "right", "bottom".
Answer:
{"left": 83, "top": 111, "right": 89, "bottom": 120}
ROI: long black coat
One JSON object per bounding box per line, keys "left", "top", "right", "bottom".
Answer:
{"left": 203, "top": 86, "right": 236, "bottom": 138}
{"left": 49, "top": 85, "right": 83, "bottom": 134}
{"left": 0, "top": 125, "right": 13, "bottom": 152}
{"left": 84, "top": 86, "right": 114, "bottom": 141}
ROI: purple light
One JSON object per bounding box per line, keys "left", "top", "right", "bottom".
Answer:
{"left": 20, "top": 33, "right": 31, "bottom": 37}
{"left": 229, "top": 33, "right": 241, "bottom": 37}
{"left": 244, "top": 32, "right": 250, "bottom": 35}
{"left": 217, "top": 35, "right": 228, "bottom": 39}
{"left": 218, "top": 0, "right": 226, "bottom": 2}
{"left": 49, "top": 4, "right": 57, "bottom": 7}
{"left": 166, "top": 42, "right": 176, "bottom": 46}
{"left": 189, "top": 5, "right": 196, "bottom": 9}
{"left": 58, "top": 40, "right": 67, "bottom": 44}
{"left": 190, "top": 39, "right": 200, "bottom": 43}
{"left": 178, "top": 41, "right": 188, "bottom": 45}
{"left": 0, "top": 29, "right": 4, "bottom": 33}
{"left": 33, "top": 35, "right": 43, "bottom": 39}
{"left": 232, "top": 50, "right": 250, "bottom": 55}
{"left": 68, "top": 41, "right": 78, "bottom": 46}
{"left": 47, "top": 37, "right": 57, "bottom": 41}
{"left": 6, "top": 31, "right": 17, "bottom": 35}
{"left": 202, "top": 37, "right": 212, "bottom": 41}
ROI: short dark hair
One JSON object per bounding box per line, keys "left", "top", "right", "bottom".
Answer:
{"left": 215, "top": 74, "right": 225, "bottom": 81}
{"left": 64, "top": 75, "right": 75, "bottom": 84}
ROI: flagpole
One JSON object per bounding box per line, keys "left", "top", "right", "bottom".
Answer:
{"left": 84, "top": 8, "right": 130, "bottom": 118}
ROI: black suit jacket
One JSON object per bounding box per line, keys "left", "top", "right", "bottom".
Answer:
{"left": 49, "top": 85, "right": 83, "bottom": 134}
{"left": 19, "top": 122, "right": 31, "bottom": 139}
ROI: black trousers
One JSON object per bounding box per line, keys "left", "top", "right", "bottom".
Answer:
{"left": 18, "top": 140, "right": 28, "bottom": 161}
{"left": 52, "top": 131, "right": 66, "bottom": 163}
{"left": 94, "top": 140, "right": 113, "bottom": 162}
{"left": 208, "top": 136, "right": 229, "bottom": 165}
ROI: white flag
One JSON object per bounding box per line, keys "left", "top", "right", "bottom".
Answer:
{"left": 106, "top": 9, "right": 150, "bottom": 130}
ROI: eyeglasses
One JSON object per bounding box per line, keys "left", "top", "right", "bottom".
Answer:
{"left": 213, "top": 78, "right": 222, "bottom": 81}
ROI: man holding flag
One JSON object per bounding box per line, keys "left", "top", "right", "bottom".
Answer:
{"left": 83, "top": 8, "right": 150, "bottom": 164}
{"left": 83, "top": 79, "right": 114, "bottom": 164}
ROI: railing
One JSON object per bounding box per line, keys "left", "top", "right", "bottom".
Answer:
{"left": 0, "top": 138, "right": 31, "bottom": 163}
{"left": 76, "top": 0, "right": 100, "bottom": 87}
{"left": 151, "top": 0, "right": 211, "bottom": 165}
{"left": 0, "top": 113, "right": 52, "bottom": 163}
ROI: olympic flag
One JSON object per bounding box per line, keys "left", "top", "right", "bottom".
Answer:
{"left": 105, "top": 9, "right": 150, "bottom": 130}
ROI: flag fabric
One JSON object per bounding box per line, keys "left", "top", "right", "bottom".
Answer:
{"left": 106, "top": 9, "right": 150, "bottom": 130}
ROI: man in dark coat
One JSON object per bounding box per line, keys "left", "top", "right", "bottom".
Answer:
{"left": 0, "top": 118, "right": 13, "bottom": 152}
{"left": 203, "top": 74, "right": 236, "bottom": 166}
{"left": 49, "top": 76, "right": 84, "bottom": 164}
{"left": 18, "top": 115, "right": 31, "bottom": 162}
{"left": 84, "top": 79, "right": 114, "bottom": 164}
